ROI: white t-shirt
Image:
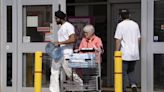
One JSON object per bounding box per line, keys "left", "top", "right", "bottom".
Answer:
{"left": 58, "top": 22, "right": 75, "bottom": 54}
{"left": 114, "top": 20, "right": 141, "bottom": 61}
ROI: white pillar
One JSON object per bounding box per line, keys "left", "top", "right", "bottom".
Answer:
{"left": 141, "top": 0, "right": 148, "bottom": 92}
{"left": 58, "top": 0, "right": 66, "bottom": 13}
{"left": 0, "top": 0, "right": 2, "bottom": 91}
{"left": 53, "top": 0, "right": 66, "bottom": 41}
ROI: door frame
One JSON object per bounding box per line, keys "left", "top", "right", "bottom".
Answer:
{"left": 147, "top": 0, "right": 164, "bottom": 92}
{"left": 141, "top": 0, "right": 148, "bottom": 92}
{"left": 17, "top": 1, "right": 65, "bottom": 92}
{"left": 1, "top": 0, "right": 66, "bottom": 92}
{"left": 1, "top": 0, "right": 18, "bottom": 92}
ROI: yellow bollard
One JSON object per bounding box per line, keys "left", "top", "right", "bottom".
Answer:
{"left": 114, "top": 51, "right": 122, "bottom": 92}
{"left": 34, "top": 51, "right": 42, "bottom": 92}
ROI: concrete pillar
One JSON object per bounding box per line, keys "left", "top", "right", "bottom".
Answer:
{"left": 58, "top": 0, "right": 66, "bottom": 13}
{"left": 0, "top": 0, "right": 2, "bottom": 91}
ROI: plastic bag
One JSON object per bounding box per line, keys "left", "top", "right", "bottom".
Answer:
{"left": 45, "top": 42, "right": 63, "bottom": 61}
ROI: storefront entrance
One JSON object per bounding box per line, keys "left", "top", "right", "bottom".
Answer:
{"left": 1, "top": 0, "right": 143, "bottom": 92}
{"left": 110, "top": 3, "right": 141, "bottom": 87}
{"left": 2, "top": 0, "right": 164, "bottom": 92}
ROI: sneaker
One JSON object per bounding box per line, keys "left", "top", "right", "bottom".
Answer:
{"left": 131, "top": 84, "right": 137, "bottom": 92}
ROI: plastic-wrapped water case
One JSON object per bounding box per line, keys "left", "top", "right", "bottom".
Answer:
{"left": 66, "top": 53, "right": 97, "bottom": 68}
{"left": 45, "top": 42, "right": 63, "bottom": 61}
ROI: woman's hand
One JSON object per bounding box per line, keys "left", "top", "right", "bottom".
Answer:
{"left": 74, "top": 49, "right": 79, "bottom": 53}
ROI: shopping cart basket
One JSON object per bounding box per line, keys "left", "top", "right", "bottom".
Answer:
{"left": 61, "top": 53, "right": 101, "bottom": 92}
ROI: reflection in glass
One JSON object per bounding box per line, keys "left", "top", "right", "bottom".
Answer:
{"left": 7, "top": 6, "right": 12, "bottom": 42}
{"left": 22, "top": 53, "right": 52, "bottom": 87}
{"left": 154, "top": 54, "right": 164, "bottom": 91}
{"left": 154, "top": 1, "right": 164, "bottom": 42}
{"left": 22, "top": 5, "right": 52, "bottom": 42}
{"left": 7, "top": 53, "right": 12, "bottom": 86}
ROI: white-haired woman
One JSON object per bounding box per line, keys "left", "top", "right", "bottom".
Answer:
{"left": 78, "top": 24, "right": 103, "bottom": 63}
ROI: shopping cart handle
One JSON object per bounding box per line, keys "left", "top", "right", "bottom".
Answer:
{"left": 80, "top": 48, "right": 95, "bottom": 52}
{"left": 85, "top": 59, "right": 91, "bottom": 61}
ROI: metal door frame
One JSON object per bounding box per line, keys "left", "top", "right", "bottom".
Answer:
{"left": 1, "top": 0, "right": 18, "bottom": 92}
{"left": 17, "top": 1, "right": 65, "bottom": 92}
{"left": 0, "top": 0, "right": 66, "bottom": 92}
{"left": 147, "top": 0, "right": 164, "bottom": 92}
{"left": 141, "top": 0, "right": 148, "bottom": 92}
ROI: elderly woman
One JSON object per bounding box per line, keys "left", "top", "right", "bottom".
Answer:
{"left": 78, "top": 24, "right": 103, "bottom": 63}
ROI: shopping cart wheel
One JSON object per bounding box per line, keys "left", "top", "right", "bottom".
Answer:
{"left": 85, "top": 86, "right": 88, "bottom": 89}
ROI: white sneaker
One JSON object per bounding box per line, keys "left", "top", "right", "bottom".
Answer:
{"left": 131, "top": 84, "right": 137, "bottom": 92}
{"left": 131, "top": 84, "right": 137, "bottom": 88}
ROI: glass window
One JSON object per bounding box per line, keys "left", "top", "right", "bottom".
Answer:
{"left": 154, "top": 54, "right": 164, "bottom": 91}
{"left": 22, "top": 5, "right": 52, "bottom": 42}
{"left": 7, "top": 6, "right": 12, "bottom": 42}
{"left": 154, "top": 1, "right": 164, "bottom": 42}
{"left": 22, "top": 53, "right": 52, "bottom": 87}
{"left": 7, "top": 53, "right": 12, "bottom": 86}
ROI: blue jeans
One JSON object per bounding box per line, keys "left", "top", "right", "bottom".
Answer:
{"left": 123, "top": 61, "right": 137, "bottom": 92}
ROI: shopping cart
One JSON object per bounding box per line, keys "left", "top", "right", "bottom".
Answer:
{"left": 60, "top": 51, "right": 101, "bottom": 92}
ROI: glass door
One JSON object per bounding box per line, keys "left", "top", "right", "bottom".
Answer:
{"left": 147, "top": 0, "right": 164, "bottom": 92}
{"left": 18, "top": 0, "right": 57, "bottom": 92}
{"left": 1, "top": 0, "right": 17, "bottom": 92}
{"left": 21, "top": 5, "right": 52, "bottom": 88}
{"left": 17, "top": 1, "right": 60, "bottom": 92}
{"left": 151, "top": 0, "right": 164, "bottom": 92}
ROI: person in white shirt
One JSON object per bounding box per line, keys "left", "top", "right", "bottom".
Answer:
{"left": 114, "top": 9, "right": 141, "bottom": 92}
{"left": 49, "top": 10, "right": 82, "bottom": 92}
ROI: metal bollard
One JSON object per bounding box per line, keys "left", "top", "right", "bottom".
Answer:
{"left": 34, "top": 51, "right": 42, "bottom": 92}
{"left": 114, "top": 51, "right": 122, "bottom": 92}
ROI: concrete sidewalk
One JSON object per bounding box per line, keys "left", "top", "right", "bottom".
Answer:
{"left": 102, "top": 87, "right": 141, "bottom": 92}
